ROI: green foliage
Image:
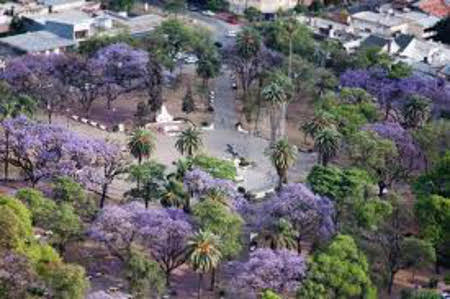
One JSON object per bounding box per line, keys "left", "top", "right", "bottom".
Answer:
{"left": 104, "top": 0, "right": 134, "bottom": 12}
{"left": 190, "top": 155, "right": 237, "bottom": 180}
{"left": 78, "top": 32, "right": 136, "bottom": 55}
{"left": 307, "top": 165, "right": 390, "bottom": 229}
{"left": 298, "top": 234, "right": 376, "bottom": 299}
{"left": 319, "top": 93, "right": 378, "bottom": 136}
{"left": 187, "top": 230, "right": 222, "bottom": 273}
{"left": 389, "top": 61, "right": 413, "bottom": 79}
{"left": 401, "top": 237, "right": 436, "bottom": 272}
{"left": 160, "top": 179, "right": 188, "bottom": 209}
{"left": 15, "top": 188, "right": 57, "bottom": 227}
{"left": 52, "top": 177, "right": 86, "bottom": 204}
{"left": 42, "top": 263, "right": 88, "bottom": 299}
{"left": 413, "top": 120, "right": 450, "bottom": 169}
{"left": 175, "top": 127, "right": 203, "bottom": 157}
{"left": 265, "top": 138, "right": 297, "bottom": 188}
{"left": 0, "top": 196, "right": 33, "bottom": 250}
{"left": 355, "top": 46, "right": 393, "bottom": 69}
{"left": 401, "top": 289, "right": 441, "bottom": 299}
{"left": 50, "top": 203, "right": 83, "bottom": 252}
{"left": 244, "top": 7, "right": 262, "bottom": 22}
{"left": 236, "top": 27, "right": 262, "bottom": 60}
{"left": 126, "top": 247, "right": 165, "bottom": 298}
{"left": 261, "top": 290, "right": 282, "bottom": 299}
{"left": 260, "top": 19, "right": 314, "bottom": 58}
{"left": 414, "top": 151, "right": 450, "bottom": 198}
{"left": 193, "top": 200, "right": 243, "bottom": 259}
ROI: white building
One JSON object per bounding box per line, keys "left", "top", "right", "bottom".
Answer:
{"left": 227, "top": 0, "right": 298, "bottom": 14}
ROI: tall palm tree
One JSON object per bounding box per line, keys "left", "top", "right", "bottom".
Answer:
{"left": 0, "top": 93, "right": 36, "bottom": 182}
{"left": 175, "top": 127, "right": 203, "bottom": 157}
{"left": 314, "top": 128, "right": 341, "bottom": 167}
{"left": 187, "top": 230, "right": 222, "bottom": 299}
{"left": 128, "top": 128, "right": 155, "bottom": 165}
{"left": 265, "top": 139, "right": 297, "bottom": 190}
{"left": 402, "top": 95, "right": 431, "bottom": 129}
{"left": 236, "top": 27, "right": 262, "bottom": 60}
{"left": 262, "top": 81, "right": 288, "bottom": 143}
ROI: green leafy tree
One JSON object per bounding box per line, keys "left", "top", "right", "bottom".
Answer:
{"left": 414, "top": 151, "right": 450, "bottom": 198}
{"left": 413, "top": 120, "right": 450, "bottom": 170}
{"left": 402, "top": 95, "right": 432, "bottom": 129}
{"left": 262, "top": 289, "right": 282, "bottom": 299}
{"left": 164, "top": 0, "right": 185, "bottom": 14}
{"left": 257, "top": 218, "right": 297, "bottom": 250}
{"left": 301, "top": 110, "right": 335, "bottom": 141}
{"left": 193, "top": 200, "right": 243, "bottom": 289}
{"left": 265, "top": 139, "right": 297, "bottom": 189}
{"left": 346, "top": 130, "right": 398, "bottom": 196}
{"left": 126, "top": 247, "right": 165, "bottom": 299}
{"left": 314, "top": 127, "right": 341, "bottom": 167}
{"left": 298, "top": 234, "right": 376, "bottom": 299}
{"left": 42, "top": 263, "right": 88, "bottom": 299}
{"left": 415, "top": 194, "right": 450, "bottom": 273}
{"left": 128, "top": 161, "right": 167, "bottom": 208}
{"left": 187, "top": 230, "right": 222, "bottom": 299}
{"left": 401, "top": 237, "right": 435, "bottom": 282}
{"left": 78, "top": 32, "right": 136, "bottom": 56}
{"left": 175, "top": 127, "right": 203, "bottom": 157}
{"left": 196, "top": 49, "right": 221, "bottom": 87}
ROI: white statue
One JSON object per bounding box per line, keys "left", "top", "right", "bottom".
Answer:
{"left": 155, "top": 105, "right": 174, "bottom": 123}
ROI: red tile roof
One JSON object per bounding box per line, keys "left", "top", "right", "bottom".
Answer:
{"left": 419, "top": 0, "right": 450, "bottom": 17}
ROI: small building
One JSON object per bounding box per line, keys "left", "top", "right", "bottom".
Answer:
{"left": 351, "top": 10, "right": 414, "bottom": 36}
{"left": 0, "top": 30, "right": 75, "bottom": 55}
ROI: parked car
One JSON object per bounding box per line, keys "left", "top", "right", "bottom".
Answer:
{"left": 188, "top": 5, "right": 200, "bottom": 11}
{"left": 226, "top": 30, "right": 237, "bottom": 38}
{"left": 202, "top": 10, "right": 215, "bottom": 16}
{"left": 184, "top": 55, "right": 199, "bottom": 64}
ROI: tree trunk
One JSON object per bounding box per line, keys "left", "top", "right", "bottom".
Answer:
{"left": 100, "top": 183, "right": 109, "bottom": 208}
{"left": 165, "top": 271, "right": 171, "bottom": 287}
{"left": 280, "top": 102, "right": 287, "bottom": 138}
{"left": 197, "top": 273, "right": 203, "bottom": 299}
{"left": 435, "top": 256, "right": 440, "bottom": 274}
{"left": 297, "top": 237, "right": 302, "bottom": 255}
{"left": 378, "top": 181, "right": 386, "bottom": 197}
{"left": 4, "top": 131, "right": 9, "bottom": 182}
{"left": 387, "top": 271, "right": 396, "bottom": 294}
{"left": 210, "top": 268, "right": 216, "bottom": 291}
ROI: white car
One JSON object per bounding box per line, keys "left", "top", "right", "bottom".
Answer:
{"left": 226, "top": 30, "right": 237, "bottom": 38}
{"left": 202, "top": 10, "right": 215, "bottom": 16}
{"left": 184, "top": 55, "right": 199, "bottom": 64}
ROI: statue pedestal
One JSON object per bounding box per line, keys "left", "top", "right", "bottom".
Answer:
{"left": 155, "top": 105, "right": 174, "bottom": 123}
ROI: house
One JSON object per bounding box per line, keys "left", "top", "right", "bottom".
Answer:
{"left": 438, "top": 64, "right": 450, "bottom": 80}
{"left": 0, "top": 30, "right": 75, "bottom": 55}
{"left": 351, "top": 11, "right": 412, "bottom": 36}
{"left": 397, "top": 37, "right": 450, "bottom": 76}
{"left": 227, "top": 0, "right": 298, "bottom": 15}
{"left": 351, "top": 10, "right": 440, "bottom": 38}
{"left": 417, "top": 0, "right": 450, "bottom": 17}
{"left": 24, "top": 10, "right": 97, "bottom": 41}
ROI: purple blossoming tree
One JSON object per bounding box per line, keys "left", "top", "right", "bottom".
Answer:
{"left": 230, "top": 248, "right": 307, "bottom": 297}
{"left": 90, "top": 202, "right": 193, "bottom": 286}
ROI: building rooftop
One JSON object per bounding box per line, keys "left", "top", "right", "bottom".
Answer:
{"left": 418, "top": 0, "right": 450, "bottom": 17}
{"left": 352, "top": 10, "right": 411, "bottom": 27}
{"left": 38, "top": 0, "right": 84, "bottom": 7}
{"left": 30, "top": 9, "right": 93, "bottom": 25}
{"left": 361, "top": 34, "right": 391, "bottom": 48}
{"left": 400, "top": 11, "right": 440, "bottom": 28}
{"left": 0, "top": 30, "right": 75, "bottom": 52}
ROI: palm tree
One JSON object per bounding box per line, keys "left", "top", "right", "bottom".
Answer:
{"left": 314, "top": 128, "right": 341, "bottom": 167}
{"left": 128, "top": 129, "right": 155, "bottom": 165}
{"left": 257, "top": 218, "right": 297, "bottom": 250}
{"left": 201, "top": 188, "right": 228, "bottom": 206}
{"left": 265, "top": 139, "right": 297, "bottom": 190}
{"left": 301, "top": 110, "right": 334, "bottom": 142}
{"left": 160, "top": 179, "right": 188, "bottom": 210}
{"left": 402, "top": 95, "right": 431, "bottom": 129}
{"left": 262, "top": 72, "right": 293, "bottom": 142}
{"left": 0, "top": 92, "right": 36, "bottom": 182}
{"left": 187, "top": 230, "right": 222, "bottom": 299}
{"left": 236, "top": 27, "right": 262, "bottom": 61}
{"left": 175, "top": 127, "right": 203, "bottom": 157}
